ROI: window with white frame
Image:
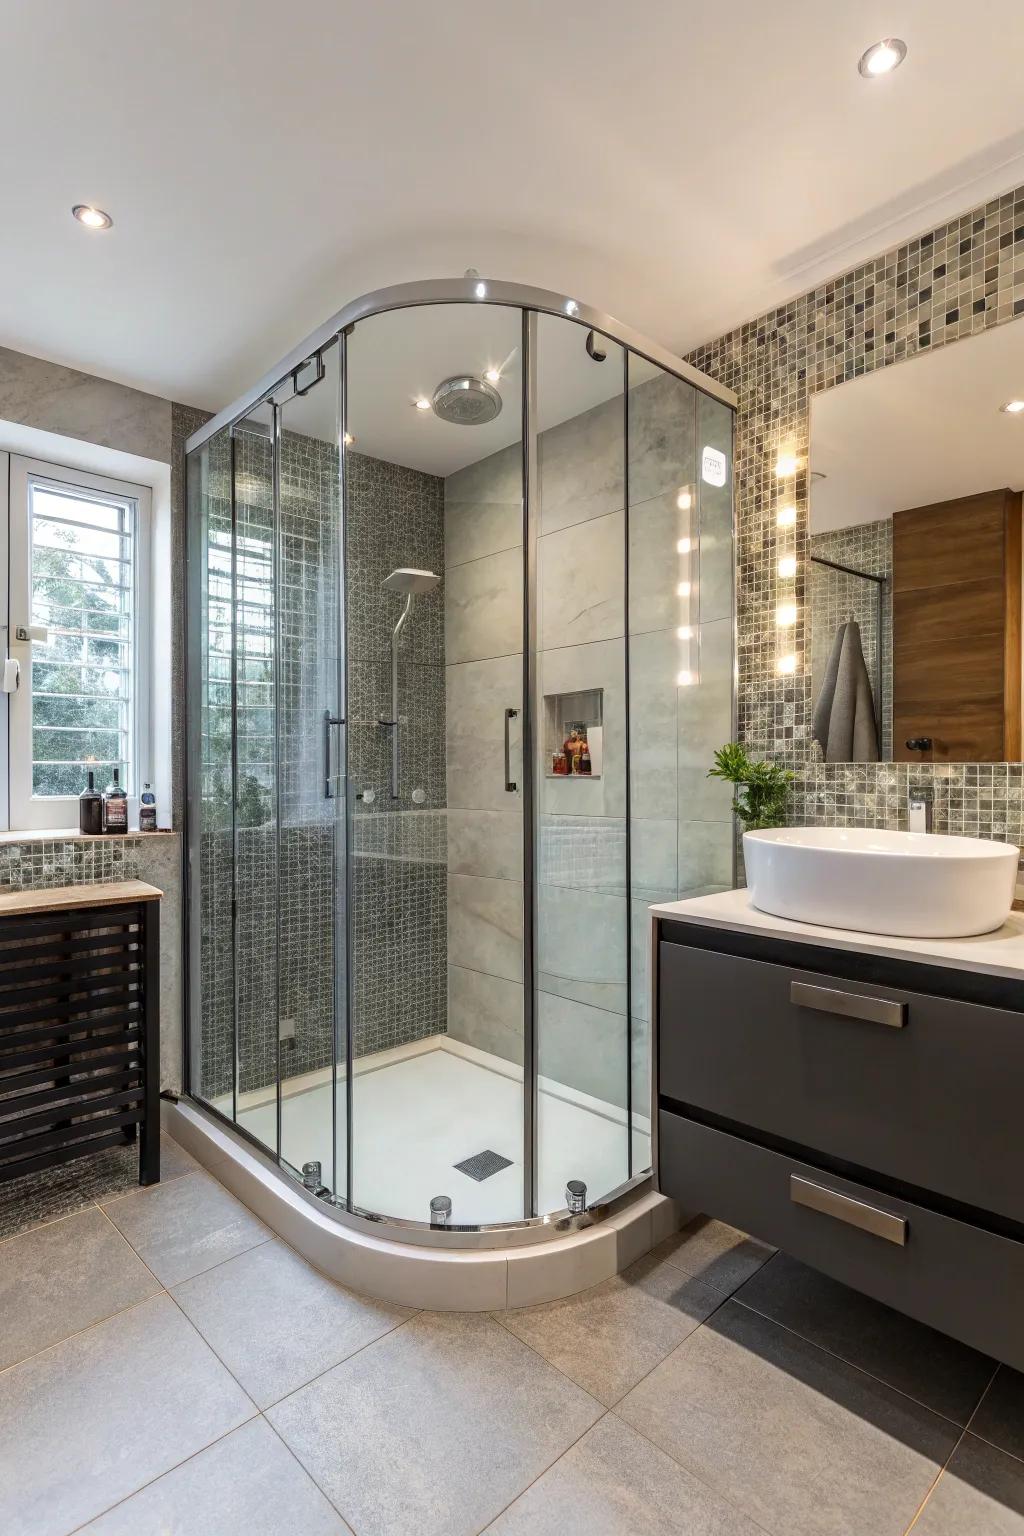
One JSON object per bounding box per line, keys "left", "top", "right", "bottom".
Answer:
{"left": 6, "top": 455, "right": 151, "bottom": 830}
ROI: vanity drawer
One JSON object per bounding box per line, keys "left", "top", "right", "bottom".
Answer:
{"left": 659, "top": 939, "right": 1024, "bottom": 1225}
{"left": 659, "top": 1109, "right": 1024, "bottom": 1371}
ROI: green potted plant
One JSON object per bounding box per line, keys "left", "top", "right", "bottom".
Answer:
{"left": 708, "top": 742, "right": 793, "bottom": 832}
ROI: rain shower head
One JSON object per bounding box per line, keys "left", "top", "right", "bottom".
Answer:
{"left": 431, "top": 375, "right": 502, "bottom": 426}
{"left": 383, "top": 568, "right": 441, "bottom": 595}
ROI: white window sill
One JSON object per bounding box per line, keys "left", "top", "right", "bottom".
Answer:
{"left": 0, "top": 827, "right": 177, "bottom": 844}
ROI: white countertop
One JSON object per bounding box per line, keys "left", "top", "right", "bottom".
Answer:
{"left": 651, "top": 887, "right": 1024, "bottom": 981}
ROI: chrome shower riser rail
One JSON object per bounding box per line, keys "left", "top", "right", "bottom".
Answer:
{"left": 185, "top": 278, "right": 736, "bottom": 456}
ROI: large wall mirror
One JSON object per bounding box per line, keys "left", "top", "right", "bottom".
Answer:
{"left": 809, "top": 320, "right": 1024, "bottom": 764}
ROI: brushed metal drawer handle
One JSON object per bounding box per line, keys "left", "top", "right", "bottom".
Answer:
{"left": 790, "top": 980, "right": 906, "bottom": 1029}
{"left": 790, "top": 1175, "right": 907, "bottom": 1246}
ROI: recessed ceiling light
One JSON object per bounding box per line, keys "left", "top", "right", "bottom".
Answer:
{"left": 857, "top": 38, "right": 907, "bottom": 77}
{"left": 414, "top": 397, "right": 432, "bottom": 411}
{"left": 484, "top": 367, "right": 501, "bottom": 385}
{"left": 72, "top": 204, "right": 112, "bottom": 230}
{"left": 1001, "top": 399, "right": 1024, "bottom": 414}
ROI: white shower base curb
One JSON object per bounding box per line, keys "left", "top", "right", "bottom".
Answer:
{"left": 163, "top": 1099, "right": 684, "bottom": 1310}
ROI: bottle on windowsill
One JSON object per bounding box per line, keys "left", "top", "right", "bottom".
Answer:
{"left": 139, "top": 782, "right": 157, "bottom": 832}
{"left": 79, "top": 770, "right": 103, "bottom": 835}
{"left": 101, "top": 767, "right": 128, "bottom": 835}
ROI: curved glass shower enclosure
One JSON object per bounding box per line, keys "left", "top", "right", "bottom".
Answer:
{"left": 185, "top": 280, "right": 735, "bottom": 1235}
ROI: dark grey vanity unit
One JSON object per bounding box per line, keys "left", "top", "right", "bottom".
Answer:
{"left": 652, "top": 890, "right": 1024, "bottom": 1370}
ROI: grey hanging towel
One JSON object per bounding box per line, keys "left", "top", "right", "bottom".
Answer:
{"left": 812, "top": 620, "right": 879, "bottom": 763}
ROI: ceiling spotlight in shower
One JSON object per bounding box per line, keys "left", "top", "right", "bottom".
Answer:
{"left": 431, "top": 375, "right": 502, "bottom": 426}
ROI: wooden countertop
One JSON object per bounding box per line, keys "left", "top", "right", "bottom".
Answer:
{"left": 0, "top": 880, "right": 163, "bottom": 917}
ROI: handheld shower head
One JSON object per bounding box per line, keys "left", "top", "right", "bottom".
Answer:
{"left": 383, "top": 568, "right": 441, "bottom": 595}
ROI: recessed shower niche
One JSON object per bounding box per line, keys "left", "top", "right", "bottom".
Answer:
{"left": 184, "top": 278, "right": 735, "bottom": 1243}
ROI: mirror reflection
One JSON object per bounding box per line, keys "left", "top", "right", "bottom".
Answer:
{"left": 809, "top": 321, "right": 1024, "bottom": 763}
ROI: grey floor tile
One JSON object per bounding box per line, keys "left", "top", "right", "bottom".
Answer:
{"left": 160, "top": 1134, "right": 200, "bottom": 1180}
{"left": 497, "top": 1249, "right": 729, "bottom": 1406}
{"left": 617, "top": 1301, "right": 959, "bottom": 1536}
{"left": 651, "top": 1215, "right": 774, "bottom": 1294}
{"left": 913, "top": 1433, "right": 1024, "bottom": 1534}
{"left": 735, "top": 1252, "right": 994, "bottom": 1424}
{"left": 972, "top": 1367, "right": 1024, "bottom": 1461}
{"left": 0, "top": 1207, "right": 160, "bottom": 1371}
{"left": 173, "top": 1239, "right": 412, "bottom": 1407}
{"left": 103, "top": 1170, "right": 270, "bottom": 1286}
{"left": 484, "top": 1411, "right": 764, "bottom": 1535}
{"left": 267, "top": 1310, "right": 603, "bottom": 1536}
{"left": 80, "top": 1418, "right": 352, "bottom": 1535}
{"left": 0, "top": 1293, "right": 254, "bottom": 1536}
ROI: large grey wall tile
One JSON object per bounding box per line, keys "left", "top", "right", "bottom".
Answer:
{"left": 0, "top": 1207, "right": 160, "bottom": 1371}
{"left": 539, "top": 510, "right": 625, "bottom": 648}
{"left": 448, "top": 964, "right": 524, "bottom": 1064}
{"left": 0, "top": 1293, "right": 253, "bottom": 1536}
{"left": 618, "top": 1301, "right": 960, "bottom": 1536}
{"left": 445, "top": 497, "right": 521, "bottom": 569}
{"left": 677, "top": 819, "right": 733, "bottom": 896}
{"left": 172, "top": 1239, "right": 410, "bottom": 1408}
{"left": 486, "top": 1412, "right": 763, "bottom": 1536}
{"left": 630, "top": 818, "right": 678, "bottom": 901}
{"left": 627, "top": 371, "right": 697, "bottom": 505}
{"left": 736, "top": 1252, "right": 994, "bottom": 1425}
{"left": 81, "top": 1418, "right": 351, "bottom": 1535}
{"left": 628, "top": 629, "right": 680, "bottom": 822}
{"left": 537, "top": 990, "right": 627, "bottom": 1107}
{"left": 678, "top": 618, "right": 734, "bottom": 821}
{"left": 628, "top": 489, "right": 695, "bottom": 637}
{"left": 103, "top": 1170, "right": 270, "bottom": 1287}
{"left": 445, "top": 441, "right": 522, "bottom": 513}
{"left": 447, "top": 808, "right": 523, "bottom": 881}
{"left": 447, "top": 654, "right": 523, "bottom": 811}
{"left": 0, "top": 345, "right": 173, "bottom": 462}
{"left": 539, "top": 639, "right": 626, "bottom": 818}
{"left": 912, "top": 1434, "right": 1024, "bottom": 1535}
{"left": 538, "top": 815, "right": 626, "bottom": 896}
{"left": 267, "top": 1310, "right": 602, "bottom": 1536}
{"left": 537, "top": 884, "right": 627, "bottom": 1015}
{"left": 499, "top": 1249, "right": 729, "bottom": 1407}
{"left": 448, "top": 872, "right": 523, "bottom": 983}
{"left": 539, "top": 391, "right": 624, "bottom": 534}
{"left": 445, "top": 547, "right": 523, "bottom": 664}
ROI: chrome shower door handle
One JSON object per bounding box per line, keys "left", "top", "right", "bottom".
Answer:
{"left": 324, "top": 711, "right": 345, "bottom": 798}
{"left": 504, "top": 708, "right": 518, "bottom": 792}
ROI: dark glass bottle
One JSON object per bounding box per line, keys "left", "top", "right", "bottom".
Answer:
{"left": 101, "top": 767, "right": 128, "bottom": 834}
{"left": 79, "top": 770, "right": 102, "bottom": 835}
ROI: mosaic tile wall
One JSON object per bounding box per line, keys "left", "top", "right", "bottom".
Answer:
{"left": 345, "top": 451, "right": 447, "bottom": 1058}
{"left": 687, "top": 183, "right": 1024, "bottom": 847}
{"left": 809, "top": 519, "right": 892, "bottom": 759}
{"left": 194, "top": 435, "right": 447, "bottom": 1099}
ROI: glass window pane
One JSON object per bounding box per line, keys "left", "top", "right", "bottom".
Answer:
{"left": 28, "top": 478, "right": 135, "bottom": 796}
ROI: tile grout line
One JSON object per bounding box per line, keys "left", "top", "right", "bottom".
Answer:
{"left": 901, "top": 1361, "right": 1002, "bottom": 1534}
{"left": 259, "top": 1413, "right": 359, "bottom": 1534}
{"left": 0, "top": 1289, "right": 165, "bottom": 1383}
{"left": 474, "top": 1409, "right": 615, "bottom": 1536}
{"left": 728, "top": 1293, "right": 984, "bottom": 1433}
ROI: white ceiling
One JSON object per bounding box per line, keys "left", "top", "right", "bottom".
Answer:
{"left": 810, "top": 319, "right": 1024, "bottom": 531}
{"left": 6, "top": 1, "right": 1024, "bottom": 417}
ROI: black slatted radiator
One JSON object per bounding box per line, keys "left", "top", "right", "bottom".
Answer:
{"left": 0, "top": 898, "right": 160, "bottom": 1186}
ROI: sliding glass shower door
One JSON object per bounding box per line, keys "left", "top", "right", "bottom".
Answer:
{"left": 186, "top": 343, "right": 348, "bottom": 1197}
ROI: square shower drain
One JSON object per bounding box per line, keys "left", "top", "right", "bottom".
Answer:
{"left": 454, "top": 1149, "right": 513, "bottom": 1182}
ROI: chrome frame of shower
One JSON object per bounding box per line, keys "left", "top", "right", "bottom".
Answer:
{"left": 183, "top": 275, "right": 737, "bottom": 1245}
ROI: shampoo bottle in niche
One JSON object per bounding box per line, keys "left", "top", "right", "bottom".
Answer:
{"left": 102, "top": 768, "right": 128, "bottom": 834}
{"left": 78, "top": 770, "right": 102, "bottom": 835}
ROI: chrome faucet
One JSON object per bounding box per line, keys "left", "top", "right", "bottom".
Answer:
{"left": 908, "top": 788, "right": 933, "bottom": 833}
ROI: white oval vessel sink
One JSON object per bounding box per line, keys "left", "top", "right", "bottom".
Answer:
{"left": 744, "top": 826, "right": 1019, "bottom": 938}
